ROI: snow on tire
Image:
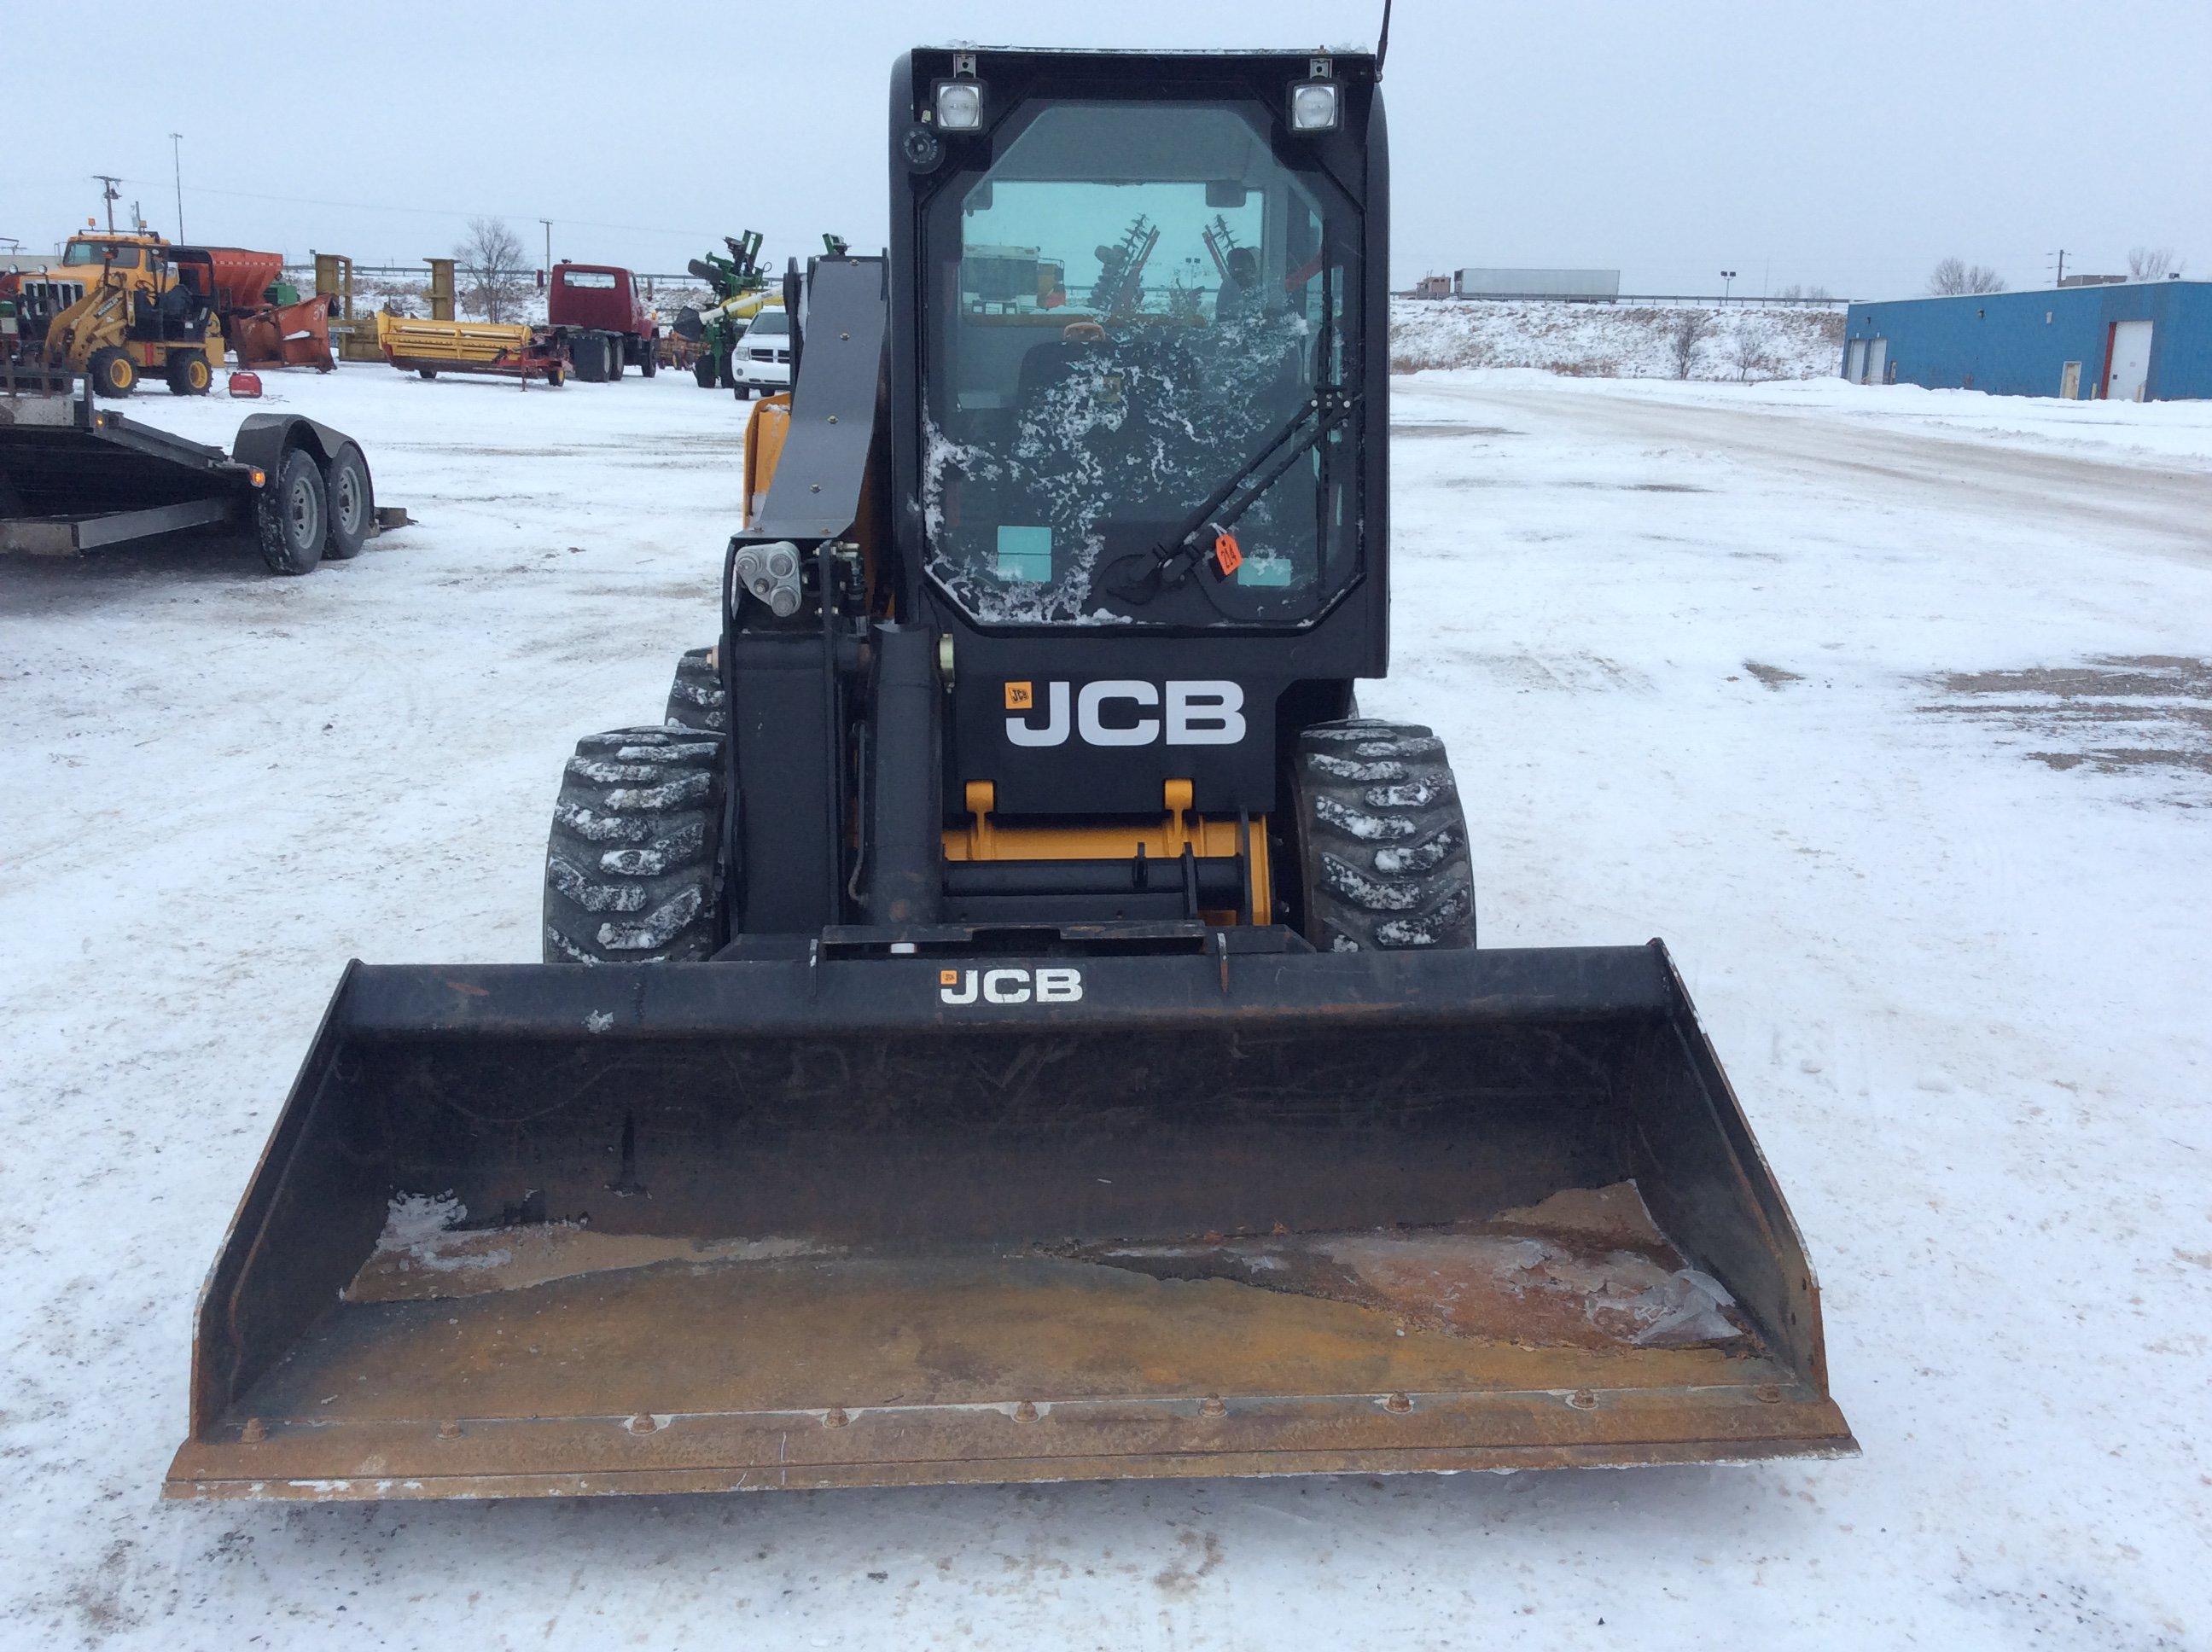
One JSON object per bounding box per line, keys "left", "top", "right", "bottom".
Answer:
{"left": 1290, "top": 718, "right": 1475, "bottom": 951}
{"left": 544, "top": 726, "right": 724, "bottom": 963}
{"left": 663, "top": 645, "right": 727, "bottom": 733}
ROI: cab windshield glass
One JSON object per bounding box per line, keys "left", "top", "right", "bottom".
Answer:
{"left": 922, "top": 100, "right": 1359, "bottom": 626}
{"left": 61, "top": 241, "right": 143, "bottom": 269}
{"left": 746, "top": 311, "right": 789, "bottom": 336}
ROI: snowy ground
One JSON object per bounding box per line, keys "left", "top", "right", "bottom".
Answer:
{"left": 3, "top": 362, "right": 2209, "bottom": 1649}
{"left": 1391, "top": 297, "right": 1847, "bottom": 381}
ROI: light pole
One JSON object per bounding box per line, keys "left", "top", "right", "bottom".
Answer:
{"left": 540, "top": 218, "right": 552, "bottom": 281}
{"left": 1720, "top": 270, "right": 1737, "bottom": 304}
{"left": 169, "top": 132, "right": 184, "bottom": 241}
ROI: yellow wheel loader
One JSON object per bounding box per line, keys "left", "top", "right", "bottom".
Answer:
{"left": 8, "top": 233, "right": 224, "bottom": 397}
{"left": 166, "top": 46, "right": 1854, "bottom": 1503}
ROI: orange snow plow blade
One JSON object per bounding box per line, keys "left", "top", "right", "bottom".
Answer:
{"left": 166, "top": 939, "right": 1853, "bottom": 1501}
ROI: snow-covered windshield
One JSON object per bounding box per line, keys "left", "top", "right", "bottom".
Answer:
{"left": 922, "top": 100, "right": 1359, "bottom": 627}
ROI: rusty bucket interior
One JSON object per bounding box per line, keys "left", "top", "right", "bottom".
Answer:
{"left": 166, "top": 951, "right": 1854, "bottom": 1500}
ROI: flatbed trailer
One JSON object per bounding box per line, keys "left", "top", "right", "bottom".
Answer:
{"left": 0, "top": 382, "right": 400, "bottom": 573}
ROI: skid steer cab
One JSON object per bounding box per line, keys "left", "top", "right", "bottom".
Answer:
{"left": 168, "top": 47, "right": 1854, "bottom": 1505}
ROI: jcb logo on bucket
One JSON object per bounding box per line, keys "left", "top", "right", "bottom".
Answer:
{"left": 938, "top": 967, "right": 1084, "bottom": 1005}
{"left": 1004, "top": 680, "right": 1244, "bottom": 747}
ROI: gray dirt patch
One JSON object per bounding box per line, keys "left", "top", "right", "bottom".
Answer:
{"left": 1920, "top": 655, "right": 2212, "bottom": 786}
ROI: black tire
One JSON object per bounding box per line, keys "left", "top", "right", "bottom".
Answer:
{"left": 544, "top": 727, "right": 725, "bottom": 963}
{"left": 693, "top": 357, "right": 717, "bottom": 389}
{"left": 323, "top": 444, "right": 373, "bottom": 561}
{"left": 89, "top": 346, "right": 136, "bottom": 398}
{"left": 165, "top": 349, "right": 211, "bottom": 395}
{"left": 732, "top": 381, "right": 753, "bottom": 400}
{"left": 1287, "top": 719, "right": 1475, "bottom": 951}
{"left": 639, "top": 340, "right": 657, "bottom": 378}
{"left": 663, "top": 646, "right": 727, "bottom": 733}
{"left": 605, "top": 336, "right": 624, "bottom": 379}
{"left": 416, "top": 366, "right": 439, "bottom": 381}
{"left": 256, "top": 447, "right": 326, "bottom": 575}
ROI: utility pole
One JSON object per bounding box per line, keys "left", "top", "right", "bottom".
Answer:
{"left": 2052, "top": 248, "right": 2066, "bottom": 287}
{"left": 93, "top": 174, "right": 121, "bottom": 233}
{"left": 540, "top": 218, "right": 552, "bottom": 280}
{"left": 170, "top": 133, "right": 184, "bottom": 241}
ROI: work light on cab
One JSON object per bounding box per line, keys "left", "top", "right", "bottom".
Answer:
{"left": 934, "top": 79, "right": 983, "bottom": 131}
{"left": 1290, "top": 78, "right": 1341, "bottom": 131}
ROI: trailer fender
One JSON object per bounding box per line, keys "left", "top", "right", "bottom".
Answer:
{"left": 230, "top": 415, "right": 370, "bottom": 497}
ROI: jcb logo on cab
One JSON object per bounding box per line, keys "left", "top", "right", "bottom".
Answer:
{"left": 938, "top": 966, "right": 1084, "bottom": 1005}
{"left": 1004, "top": 680, "right": 1244, "bottom": 747}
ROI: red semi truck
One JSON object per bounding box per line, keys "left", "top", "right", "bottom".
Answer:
{"left": 546, "top": 262, "right": 659, "bottom": 382}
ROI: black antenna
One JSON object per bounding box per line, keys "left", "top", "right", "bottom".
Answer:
{"left": 1377, "top": 0, "right": 1394, "bottom": 73}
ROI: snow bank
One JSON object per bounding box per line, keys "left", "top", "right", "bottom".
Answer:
{"left": 1391, "top": 295, "right": 1846, "bottom": 381}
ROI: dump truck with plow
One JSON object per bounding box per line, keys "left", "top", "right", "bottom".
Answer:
{"left": 166, "top": 45, "right": 1853, "bottom": 1503}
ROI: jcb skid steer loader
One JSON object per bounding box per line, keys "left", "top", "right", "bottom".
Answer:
{"left": 167, "top": 47, "right": 1854, "bottom": 1502}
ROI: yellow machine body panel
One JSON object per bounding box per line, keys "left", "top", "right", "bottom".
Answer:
{"left": 374, "top": 313, "right": 536, "bottom": 365}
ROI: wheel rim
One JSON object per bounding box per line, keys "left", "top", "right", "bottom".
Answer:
{"left": 289, "top": 476, "right": 319, "bottom": 544}
{"left": 335, "top": 466, "right": 363, "bottom": 533}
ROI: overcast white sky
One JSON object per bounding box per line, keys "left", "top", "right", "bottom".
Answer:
{"left": 8, "top": 0, "right": 2206, "bottom": 298}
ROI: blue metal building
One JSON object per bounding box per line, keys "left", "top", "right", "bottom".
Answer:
{"left": 1842, "top": 280, "right": 2212, "bottom": 401}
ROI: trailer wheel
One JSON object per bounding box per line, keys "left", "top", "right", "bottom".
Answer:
{"left": 693, "top": 357, "right": 718, "bottom": 388}
{"left": 257, "top": 447, "right": 327, "bottom": 575}
{"left": 664, "top": 646, "right": 727, "bottom": 733}
{"left": 1286, "top": 719, "right": 1475, "bottom": 951}
{"left": 546, "top": 363, "right": 567, "bottom": 387}
{"left": 166, "top": 350, "right": 212, "bottom": 395}
{"left": 416, "top": 366, "right": 439, "bottom": 380}
{"left": 544, "top": 727, "right": 725, "bottom": 963}
{"left": 90, "top": 347, "right": 137, "bottom": 398}
{"left": 323, "top": 444, "right": 373, "bottom": 560}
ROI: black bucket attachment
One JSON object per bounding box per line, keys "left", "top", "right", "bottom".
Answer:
{"left": 166, "top": 934, "right": 1853, "bottom": 1501}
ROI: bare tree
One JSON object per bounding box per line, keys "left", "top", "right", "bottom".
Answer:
{"left": 456, "top": 216, "right": 528, "bottom": 323}
{"left": 1774, "top": 282, "right": 1836, "bottom": 302}
{"left": 1668, "top": 311, "right": 1715, "bottom": 379}
{"left": 1723, "top": 323, "right": 1777, "bottom": 382}
{"left": 1929, "top": 258, "right": 2006, "bottom": 296}
{"left": 2127, "top": 245, "right": 2180, "bottom": 281}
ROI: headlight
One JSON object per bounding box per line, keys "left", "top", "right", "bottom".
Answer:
{"left": 1289, "top": 79, "right": 1340, "bottom": 132}
{"left": 934, "top": 79, "right": 983, "bottom": 131}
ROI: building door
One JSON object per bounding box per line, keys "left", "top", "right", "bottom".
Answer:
{"left": 2060, "top": 361, "right": 2081, "bottom": 400}
{"left": 1845, "top": 339, "right": 1867, "bottom": 382}
{"left": 2104, "top": 320, "right": 2153, "bottom": 402}
{"left": 1866, "top": 337, "right": 1888, "bottom": 385}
